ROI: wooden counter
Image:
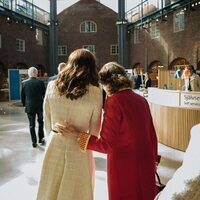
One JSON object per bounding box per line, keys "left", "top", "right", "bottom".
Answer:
{"left": 148, "top": 88, "right": 200, "bottom": 151}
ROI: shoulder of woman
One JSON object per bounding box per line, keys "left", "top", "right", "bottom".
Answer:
{"left": 89, "top": 84, "right": 102, "bottom": 93}
{"left": 46, "top": 80, "right": 57, "bottom": 91}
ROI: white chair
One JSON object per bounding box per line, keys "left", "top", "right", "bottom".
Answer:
{"left": 155, "top": 123, "right": 200, "bottom": 200}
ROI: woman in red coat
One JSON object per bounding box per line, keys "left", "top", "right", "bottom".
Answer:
{"left": 56, "top": 62, "right": 158, "bottom": 200}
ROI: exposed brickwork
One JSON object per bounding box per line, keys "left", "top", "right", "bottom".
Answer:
{"left": 0, "top": 14, "right": 49, "bottom": 74}
{"left": 128, "top": 8, "right": 200, "bottom": 71}
{"left": 0, "top": 1, "right": 118, "bottom": 100}
{"left": 57, "top": 0, "right": 118, "bottom": 69}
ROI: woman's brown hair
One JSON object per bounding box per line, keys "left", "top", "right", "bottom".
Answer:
{"left": 56, "top": 49, "right": 99, "bottom": 100}
{"left": 99, "top": 62, "right": 133, "bottom": 95}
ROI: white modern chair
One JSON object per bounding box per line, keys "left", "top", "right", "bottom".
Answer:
{"left": 155, "top": 123, "right": 200, "bottom": 200}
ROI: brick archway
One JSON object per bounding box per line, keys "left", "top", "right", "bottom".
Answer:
{"left": 148, "top": 60, "right": 162, "bottom": 73}
{"left": 147, "top": 60, "right": 162, "bottom": 87}
{"left": 13, "top": 63, "right": 28, "bottom": 69}
{"left": 169, "top": 57, "right": 189, "bottom": 70}
{"left": 36, "top": 64, "right": 46, "bottom": 77}
{"left": 133, "top": 62, "right": 143, "bottom": 69}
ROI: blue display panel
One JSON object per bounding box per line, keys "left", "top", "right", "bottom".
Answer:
{"left": 9, "top": 69, "right": 20, "bottom": 101}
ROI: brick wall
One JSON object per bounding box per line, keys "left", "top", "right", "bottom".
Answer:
{"left": 0, "top": 14, "right": 49, "bottom": 74}
{"left": 128, "top": 8, "right": 200, "bottom": 71}
{"left": 57, "top": 0, "right": 118, "bottom": 69}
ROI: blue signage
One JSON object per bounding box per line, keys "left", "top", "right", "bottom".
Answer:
{"left": 9, "top": 69, "right": 20, "bottom": 101}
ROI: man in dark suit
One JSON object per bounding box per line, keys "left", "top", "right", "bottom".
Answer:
{"left": 131, "top": 67, "right": 142, "bottom": 89}
{"left": 48, "top": 62, "right": 66, "bottom": 83}
{"left": 21, "top": 67, "right": 46, "bottom": 148}
{"left": 144, "top": 72, "right": 152, "bottom": 89}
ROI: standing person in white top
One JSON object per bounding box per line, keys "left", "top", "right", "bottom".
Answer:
{"left": 37, "top": 49, "right": 103, "bottom": 200}
{"left": 48, "top": 62, "right": 66, "bottom": 82}
{"left": 189, "top": 65, "right": 200, "bottom": 91}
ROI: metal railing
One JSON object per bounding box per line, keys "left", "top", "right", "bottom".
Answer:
{"left": 126, "top": 0, "right": 200, "bottom": 30}
{"left": 0, "top": 0, "right": 49, "bottom": 25}
{"left": 126, "top": 0, "right": 197, "bottom": 25}
{"left": 126, "top": 0, "right": 180, "bottom": 23}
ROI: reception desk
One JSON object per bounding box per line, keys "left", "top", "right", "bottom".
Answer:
{"left": 148, "top": 88, "right": 200, "bottom": 151}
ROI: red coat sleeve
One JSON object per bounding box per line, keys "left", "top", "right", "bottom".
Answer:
{"left": 87, "top": 96, "right": 121, "bottom": 153}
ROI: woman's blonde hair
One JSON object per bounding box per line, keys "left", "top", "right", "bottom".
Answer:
{"left": 99, "top": 62, "right": 133, "bottom": 95}
{"left": 56, "top": 49, "right": 99, "bottom": 100}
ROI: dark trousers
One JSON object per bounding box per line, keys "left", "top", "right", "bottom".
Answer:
{"left": 27, "top": 112, "right": 44, "bottom": 145}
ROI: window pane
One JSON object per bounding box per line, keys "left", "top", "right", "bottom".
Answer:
{"left": 36, "top": 28, "right": 43, "bottom": 46}
{"left": 80, "top": 21, "right": 97, "bottom": 33}
{"left": 58, "top": 45, "right": 67, "bottom": 56}
{"left": 134, "top": 29, "right": 140, "bottom": 44}
{"left": 16, "top": 39, "right": 25, "bottom": 52}
{"left": 173, "top": 11, "right": 184, "bottom": 32}
{"left": 150, "top": 21, "right": 160, "bottom": 38}
{"left": 110, "top": 45, "right": 119, "bottom": 55}
{"left": 83, "top": 45, "right": 95, "bottom": 53}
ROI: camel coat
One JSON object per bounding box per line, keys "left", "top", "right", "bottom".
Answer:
{"left": 37, "top": 81, "right": 102, "bottom": 200}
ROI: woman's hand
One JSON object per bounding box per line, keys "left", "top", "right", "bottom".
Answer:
{"left": 54, "top": 122, "right": 80, "bottom": 136}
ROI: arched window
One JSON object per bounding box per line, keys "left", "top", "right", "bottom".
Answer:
{"left": 169, "top": 57, "right": 189, "bottom": 70}
{"left": 148, "top": 60, "right": 162, "bottom": 73}
{"left": 80, "top": 21, "right": 97, "bottom": 33}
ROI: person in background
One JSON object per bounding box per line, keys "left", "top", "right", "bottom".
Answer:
{"left": 182, "top": 65, "right": 191, "bottom": 91}
{"left": 37, "top": 49, "right": 102, "bottom": 200}
{"left": 139, "top": 68, "right": 145, "bottom": 86}
{"left": 189, "top": 65, "right": 200, "bottom": 91}
{"left": 21, "top": 67, "right": 46, "bottom": 148}
{"left": 48, "top": 62, "right": 66, "bottom": 82}
{"left": 131, "top": 67, "right": 142, "bottom": 89}
{"left": 56, "top": 62, "right": 158, "bottom": 200}
{"left": 144, "top": 72, "right": 152, "bottom": 89}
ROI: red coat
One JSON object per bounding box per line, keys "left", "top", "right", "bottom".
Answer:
{"left": 87, "top": 89, "right": 158, "bottom": 200}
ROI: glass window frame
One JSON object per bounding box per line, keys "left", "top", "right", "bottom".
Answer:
{"left": 150, "top": 21, "right": 160, "bottom": 39}
{"left": 173, "top": 10, "right": 185, "bottom": 33}
{"left": 134, "top": 29, "right": 140, "bottom": 44}
{"left": 16, "top": 38, "right": 25, "bottom": 52}
{"left": 36, "top": 28, "right": 43, "bottom": 46}
{"left": 58, "top": 45, "right": 67, "bottom": 56}
{"left": 80, "top": 21, "right": 97, "bottom": 33}
{"left": 82, "top": 45, "right": 95, "bottom": 53}
{"left": 110, "top": 44, "right": 119, "bottom": 55}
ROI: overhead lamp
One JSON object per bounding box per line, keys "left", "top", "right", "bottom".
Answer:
{"left": 6, "top": 17, "right": 12, "bottom": 23}
{"left": 47, "top": 20, "right": 51, "bottom": 26}
{"left": 47, "top": 20, "right": 59, "bottom": 26}
{"left": 142, "top": 24, "right": 146, "bottom": 29}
